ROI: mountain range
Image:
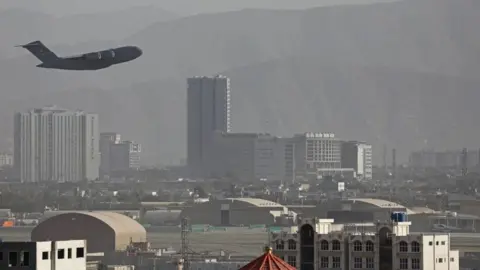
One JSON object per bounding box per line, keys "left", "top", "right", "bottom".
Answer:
{"left": 0, "top": 0, "right": 479, "bottom": 165}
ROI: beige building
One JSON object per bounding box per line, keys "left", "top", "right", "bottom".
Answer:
{"left": 271, "top": 216, "right": 459, "bottom": 270}
{"left": 31, "top": 211, "right": 147, "bottom": 253}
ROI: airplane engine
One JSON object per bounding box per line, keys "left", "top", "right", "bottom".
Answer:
{"left": 84, "top": 52, "right": 102, "bottom": 60}
{"left": 99, "top": 50, "right": 116, "bottom": 59}
{"left": 84, "top": 50, "right": 115, "bottom": 60}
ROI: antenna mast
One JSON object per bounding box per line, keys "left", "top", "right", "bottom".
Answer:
{"left": 181, "top": 218, "right": 190, "bottom": 270}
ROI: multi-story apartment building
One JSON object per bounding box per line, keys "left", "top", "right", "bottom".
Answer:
{"left": 187, "top": 75, "right": 231, "bottom": 177}
{"left": 271, "top": 215, "right": 459, "bottom": 270}
{"left": 341, "top": 141, "right": 373, "bottom": 180}
{"left": 14, "top": 106, "right": 99, "bottom": 182}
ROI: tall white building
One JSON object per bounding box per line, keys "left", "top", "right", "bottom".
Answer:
{"left": 13, "top": 106, "right": 99, "bottom": 182}
{"left": 271, "top": 216, "right": 459, "bottom": 270}
{"left": 187, "top": 75, "right": 231, "bottom": 177}
{"left": 341, "top": 141, "right": 373, "bottom": 180}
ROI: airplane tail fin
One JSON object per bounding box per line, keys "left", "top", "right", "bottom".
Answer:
{"left": 16, "top": 40, "right": 58, "bottom": 63}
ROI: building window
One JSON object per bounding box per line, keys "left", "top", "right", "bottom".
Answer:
{"left": 320, "top": 256, "right": 329, "bottom": 268}
{"left": 411, "top": 241, "right": 420, "bottom": 252}
{"left": 399, "top": 241, "right": 408, "bottom": 252}
{"left": 288, "top": 239, "right": 296, "bottom": 250}
{"left": 366, "top": 258, "right": 374, "bottom": 269}
{"left": 276, "top": 240, "right": 284, "bottom": 250}
{"left": 354, "top": 257, "right": 362, "bottom": 269}
{"left": 9, "top": 251, "right": 18, "bottom": 266}
{"left": 441, "top": 241, "right": 445, "bottom": 245}
{"left": 320, "top": 240, "right": 329, "bottom": 251}
{"left": 287, "top": 256, "right": 296, "bottom": 267}
{"left": 0, "top": 251, "right": 3, "bottom": 260}
{"left": 439, "top": 258, "right": 443, "bottom": 263}
{"left": 400, "top": 258, "right": 408, "bottom": 269}
{"left": 429, "top": 241, "right": 433, "bottom": 246}
{"left": 436, "top": 241, "right": 439, "bottom": 245}
{"left": 353, "top": 240, "right": 362, "bottom": 251}
{"left": 58, "top": 249, "right": 65, "bottom": 259}
{"left": 450, "top": 258, "right": 454, "bottom": 262}
{"left": 20, "top": 251, "right": 30, "bottom": 266}
{"left": 412, "top": 258, "right": 420, "bottom": 269}
{"left": 332, "top": 240, "right": 341, "bottom": 251}
{"left": 42, "top": 252, "right": 49, "bottom": 260}
{"left": 332, "top": 257, "right": 341, "bottom": 268}
{"left": 68, "top": 248, "right": 72, "bottom": 259}
{"left": 365, "top": 241, "right": 374, "bottom": 252}
{"left": 76, "top": 247, "right": 85, "bottom": 258}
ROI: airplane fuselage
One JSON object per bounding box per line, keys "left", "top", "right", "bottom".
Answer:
{"left": 37, "top": 46, "right": 142, "bottom": 70}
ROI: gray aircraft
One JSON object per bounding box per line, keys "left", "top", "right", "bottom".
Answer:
{"left": 17, "top": 40, "right": 142, "bottom": 70}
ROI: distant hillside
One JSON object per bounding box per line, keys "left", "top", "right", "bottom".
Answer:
{"left": 0, "top": 0, "right": 479, "bottom": 164}
{"left": 0, "top": 7, "right": 178, "bottom": 57}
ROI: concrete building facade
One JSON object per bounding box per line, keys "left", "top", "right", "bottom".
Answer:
{"left": 187, "top": 75, "right": 231, "bottom": 177}
{"left": 0, "top": 153, "right": 13, "bottom": 167}
{"left": 14, "top": 106, "right": 99, "bottom": 182}
{"left": 290, "top": 133, "right": 341, "bottom": 181}
{"left": 109, "top": 141, "right": 141, "bottom": 172}
{"left": 99, "top": 132, "right": 121, "bottom": 178}
{"left": 100, "top": 132, "right": 141, "bottom": 178}
{"left": 0, "top": 239, "right": 86, "bottom": 270}
{"left": 341, "top": 141, "right": 373, "bottom": 180}
{"left": 208, "top": 132, "right": 288, "bottom": 181}
{"left": 271, "top": 217, "right": 459, "bottom": 270}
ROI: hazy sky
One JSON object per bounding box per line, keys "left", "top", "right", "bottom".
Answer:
{"left": 1, "top": 0, "right": 397, "bottom": 16}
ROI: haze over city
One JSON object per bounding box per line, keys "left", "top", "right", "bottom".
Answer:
{"left": 1, "top": 0, "right": 479, "bottom": 166}
{"left": 1, "top": 0, "right": 480, "bottom": 270}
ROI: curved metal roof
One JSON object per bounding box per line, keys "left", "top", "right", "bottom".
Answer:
{"left": 347, "top": 198, "right": 415, "bottom": 214}
{"left": 41, "top": 211, "right": 146, "bottom": 236}
{"left": 227, "top": 198, "right": 285, "bottom": 208}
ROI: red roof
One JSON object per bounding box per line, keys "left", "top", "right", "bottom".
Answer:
{"left": 239, "top": 247, "right": 296, "bottom": 270}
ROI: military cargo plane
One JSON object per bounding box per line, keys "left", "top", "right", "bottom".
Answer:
{"left": 16, "top": 40, "right": 142, "bottom": 70}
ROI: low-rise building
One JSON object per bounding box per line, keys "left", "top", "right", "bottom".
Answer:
{"left": 270, "top": 215, "right": 459, "bottom": 270}
{"left": 0, "top": 239, "right": 86, "bottom": 270}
